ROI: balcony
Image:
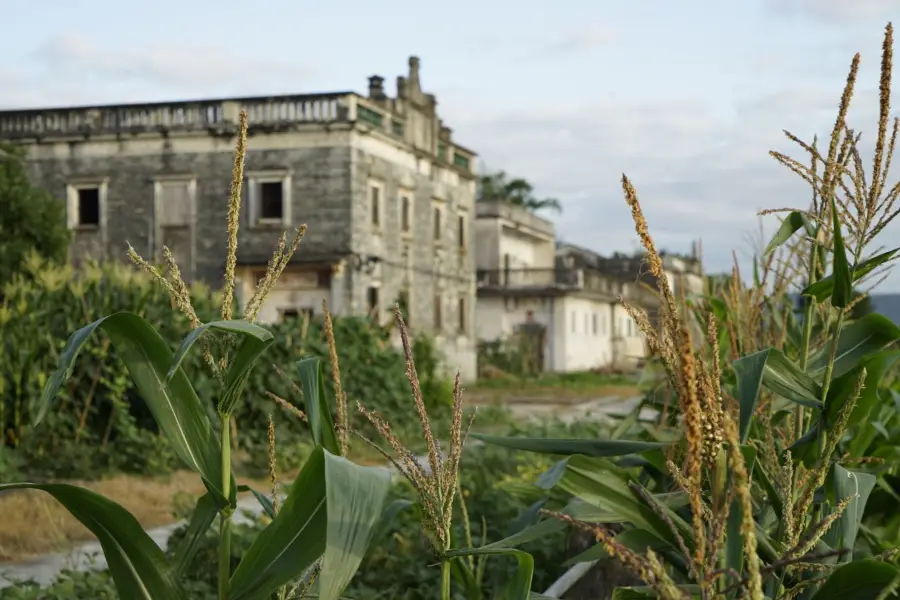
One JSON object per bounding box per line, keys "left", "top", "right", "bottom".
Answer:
{"left": 477, "top": 267, "right": 626, "bottom": 294}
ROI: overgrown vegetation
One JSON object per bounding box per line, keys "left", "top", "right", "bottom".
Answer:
{"left": 0, "top": 143, "right": 70, "bottom": 292}
{"left": 4, "top": 20, "right": 900, "bottom": 600}
{"left": 0, "top": 256, "right": 451, "bottom": 481}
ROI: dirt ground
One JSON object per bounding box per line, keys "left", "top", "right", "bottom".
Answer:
{"left": 0, "top": 470, "right": 271, "bottom": 563}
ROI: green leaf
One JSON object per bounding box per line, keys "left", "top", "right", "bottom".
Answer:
{"left": 0, "top": 483, "right": 185, "bottom": 600}
{"left": 827, "top": 350, "right": 900, "bottom": 427}
{"left": 445, "top": 548, "right": 534, "bottom": 600}
{"left": 565, "top": 529, "right": 671, "bottom": 566}
{"left": 725, "top": 498, "right": 744, "bottom": 586}
{"left": 808, "top": 314, "right": 900, "bottom": 381}
{"left": 297, "top": 357, "right": 341, "bottom": 455}
{"left": 612, "top": 586, "right": 701, "bottom": 600}
{"left": 480, "top": 518, "right": 566, "bottom": 550}
{"left": 563, "top": 492, "right": 688, "bottom": 523}
{"left": 828, "top": 194, "right": 853, "bottom": 308}
{"left": 33, "top": 312, "right": 224, "bottom": 500}
{"left": 229, "top": 447, "right": 391, "bottom": 600}
{"left": 734, "top": 348, "right": 823, "bottom": 441}
{"left": 237, "top": 484, "right": 277, "bottom": 520}
{"left": 546, "top": 455, "right": 693, "bottom": 551}
{"left": 764, "top": 211, "right": 809, "bottom": 256}
{"left": 471, "top": 433, "right": 669, "bottom": 457}
{"left": 171, "top": 492, "right": 217, "bottom": 577}
{"left": 368, "top": 499, "right": 414, "bottom": 549}
{"left": 165, "top": 320, "right": 275, "bottom": 415}
{"left": 803, "top": 247, "right": 900, "bottom": 302}
{"left": 809, "top": 559, "right": 900, "bottom": 600}
{"left": 830, "top": 464, "right": 876, "bottom": 562}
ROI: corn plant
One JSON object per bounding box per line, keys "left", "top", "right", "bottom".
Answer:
{"left": 0, "top": 112, "right": 393, "bottom": 600}
{"left": 459, "top": 21, "right": 900, "bottom": 600}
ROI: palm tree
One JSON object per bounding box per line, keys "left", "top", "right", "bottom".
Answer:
{"left": 477, "top": 170, "right": 563, "bottom": 214}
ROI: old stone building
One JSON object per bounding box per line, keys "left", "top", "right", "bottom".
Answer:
{"left": 0, "top": 56, "right": 478, "bottom": 380}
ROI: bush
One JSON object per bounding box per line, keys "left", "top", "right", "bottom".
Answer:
{"left": 0, "top": 144, "right": 71, "bottom": 291}
{"left": 0, "top": 257, "right": 221, "bottom": 478}
{"left": 1, "top": 257, "right": 454, "bottom": 480}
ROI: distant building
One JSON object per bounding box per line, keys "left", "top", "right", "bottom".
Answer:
{"left": 474, "top": 200, "right": 658, "bottom": 372}
{"left": 0, "top": 57, "right": 479, "bottom": 381}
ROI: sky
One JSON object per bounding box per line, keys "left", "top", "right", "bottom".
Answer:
{"left": 2, "top": 0, "right": 899, "bottom": 289}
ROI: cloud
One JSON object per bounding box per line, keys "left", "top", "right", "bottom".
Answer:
{"left": 534, "top": 26, "right": 617, "bottom": 57}
{"left": 764, "top": 0, "right": 897, "bottom": 23}
{"left": 444, "top": 79, "right": 900, "bottom": 288}
{"left": 4, "top": 33, "right": 317, "bottom": 107}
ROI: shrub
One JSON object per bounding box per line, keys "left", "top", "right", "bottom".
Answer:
{"left": 0, "top": 256, "right": 453, "bottom": 480}
{"left": 0, "top": 257, "right": 220, "bottom": 478}
{"left": 0, "top": 144, "right": 70, "bottom": 291}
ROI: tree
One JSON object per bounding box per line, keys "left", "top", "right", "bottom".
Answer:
{"left": 0, "top": 143, "right": 70, "bottom": 289}
{"left": 477, "top": 170, "right": 563, "bottom": 214}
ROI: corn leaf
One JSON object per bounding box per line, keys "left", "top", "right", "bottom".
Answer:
{"left": 763, "top": 211, "right": 809, "bottom": 257}
{"left": 0, "top": 482, "right": 185, "bottom": 600}
{"left": 734, "top": 347, "right": 823, "bottom": 441}
{"left": 33, "top": 312, "right": 224, "bottom": 501}
{"left": 543, "top": 455, "right": 693, "bottom": 551}
{"left": 807, "top": 314, "right": 900, "bottom": 381}
{"left": 828, "top": 194, "right": 853, "bottom": 308}
{"left": 809, "top": 559, "right": 900, "bottom": 599}
{"left": 171, "top": 492, "right": 217, "bottom": 577}
{"left": 229, "top": 446, "right": 390, "bottom": 600}
{"left": 165, "top": 319, "right": 275, "bottom": 415}
{"left": 612, "top": 586, "right": 702, "bottom": 599}
{"left": 828, "top": 464, "right": 876, "bottom": 563}
{"left": 802, "top": 247, "right": 900, "bottom": 301}
{"left": 445, "top": 547, "right": 534, "bottom": 600}
{"left": 297, "top": 357, "right": 341, "bottom": 455}
{"left": 471, "top": 433, "right": 668, "bottom": 457}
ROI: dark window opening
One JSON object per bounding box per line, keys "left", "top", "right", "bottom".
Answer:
{"left": 77, "top": 188, "right": 100, "bottom": 226}
{"left": 317, "top": 269, "right": 332, "bottom": 288}
{"left": 367, "top": 286, "right": 380, "bottom": 321}
{"left": 433, "top": 207, "right": 442, "bottom": 241}
{"left": 401, "top": 196, "right": 411, "bottom": 232}
{"left": 457, "top": 215, "right": 466, "bottom": 248}
{"left": 370, "top": 186, "right": 381, "bottom": 226}
{"left": 259, "top": 182, "right": 284, "bottom": 220}
{"left": 458, "top": 297, "right": 467, "bottom": 333}
{"left": 434, "top": 295, "right": 443, "bottom": 329}
{"left": 280, "top": 308, "right": 313, "bottom": 322}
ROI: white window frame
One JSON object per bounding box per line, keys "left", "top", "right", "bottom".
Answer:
{"left": 153, "top": 175, "right": 197, "bottom": 228}
{"left": 247, "top": 170, "right": 292, "bottom": 227}
{"left": 66, "top": 179, "right": 108, "bottom": 230}
{"left": 368, "top": 180, "right": 384, "bottom": 230}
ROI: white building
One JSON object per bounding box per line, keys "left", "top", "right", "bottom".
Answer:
{"left": 474, "top": 201, "right": 653, "bottom": 373}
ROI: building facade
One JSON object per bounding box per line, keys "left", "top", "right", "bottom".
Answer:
{"left": 0, "top": 57, "right": 479, "bottom": 380}
{"left": 474, "top": 200, "right": 655, "bottom": 373}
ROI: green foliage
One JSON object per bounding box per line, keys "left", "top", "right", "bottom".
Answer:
{"left": 0, "top": 144, "right": 70, "bottom": 291}
{"left": 1, "top": 258, "right": 452, "bottom": 480}
{"left": 0, "top": 258, "right": 220, "bottom": 478}
{"left": 477, "top": 170, "right": 562, "bottom": 214}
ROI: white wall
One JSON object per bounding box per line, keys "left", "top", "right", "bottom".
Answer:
{"left": 476, "top": 293, "right": 647, "bottom": 373}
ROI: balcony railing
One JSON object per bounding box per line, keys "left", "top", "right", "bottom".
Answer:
{"left": 0, "top": 92, "right": 354, "bottom": 140}
{"left": 477, "top": 267, "right": 628, "bottom": 294}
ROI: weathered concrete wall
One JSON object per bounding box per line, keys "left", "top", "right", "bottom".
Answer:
{"left": 18, "top": 127, "right": 477, "bottom": 380}
{"left": 22, "top": 132, "right": 355, "bottom": 287}
{"left": 348, "top": 138, "right": 477, "bottom": 381}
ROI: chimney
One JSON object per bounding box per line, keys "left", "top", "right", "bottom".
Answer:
{"left": 368, "top": 75, "right": 386, "bottom": 100}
